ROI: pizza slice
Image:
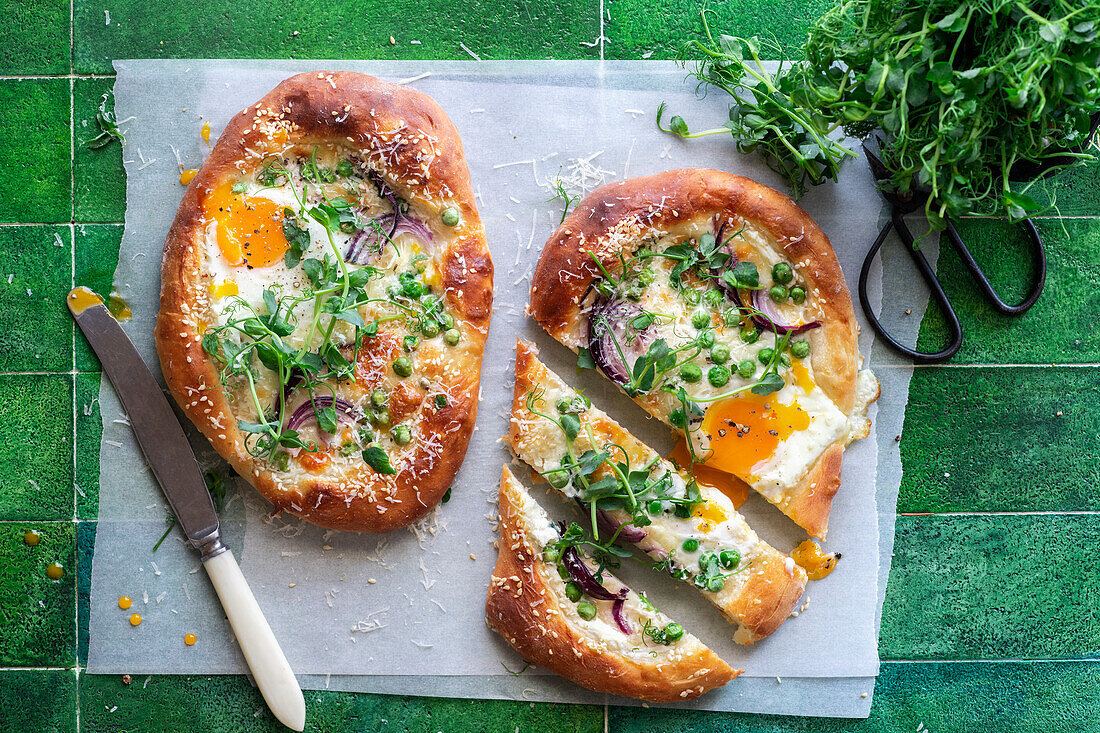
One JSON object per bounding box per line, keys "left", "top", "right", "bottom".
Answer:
{"left": 506, "top": 341, "right": 806, "bottom": 645}
{"left": 528, "top": 169, "right": 878, "bottom": 538}
{"left": 487, "top": 466, "right": 738, "bottom": 702}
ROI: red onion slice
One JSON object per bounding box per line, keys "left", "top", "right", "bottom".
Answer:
{"left": 345, "top": 213, "right": 434, "bottom": 265}
{"left": 748, "top": 288, "right": 822, "bottom": 335}
{"left": 587, "top": 297, "right": 655, "bottom": 385}
{"left": 595, "top": 509, "right": 647, "bottom": 544}
{"left": 285, "top": 396, "right": 361, "bottom": 444}
{"left": 561, "top": 546, "right": 621, "bottom": 602}
{"left": 611, "top": 598, "right": 632, "bottom": 635}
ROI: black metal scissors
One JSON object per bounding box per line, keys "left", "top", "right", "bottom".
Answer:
{"left": 857, "top": 145, "right": 1046, "bottom": 363}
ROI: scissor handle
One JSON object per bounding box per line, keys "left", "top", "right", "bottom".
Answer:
{"left": 943, "top": 218, "right": 1046, "bottom": 315}
{"left": 858, "top": 210, "right": 963, "bottom": 363}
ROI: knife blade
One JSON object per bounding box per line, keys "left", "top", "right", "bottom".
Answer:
{"left": 67, "top": 287, "right": 306, "bottom": 731}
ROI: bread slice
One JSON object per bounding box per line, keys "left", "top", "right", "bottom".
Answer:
{"left": 487, "top": 466, "right": 738, "bottom": 702}
{"left": 528, "top": 169, "right": 879, "bottom": 538}
{"left": 507, "top": 341, "right": 806, "bottom": 645}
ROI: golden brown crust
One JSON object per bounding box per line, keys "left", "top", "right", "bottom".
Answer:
{"left": 154, "top": 71, "right": 492, "bottom": 532}
{"left": 508, "top": 341, "right": 806, "bottom": 644}
{"left": 487, "top": 467, "right": 738, "bottom": 702}
{"left": 528, "top": 169, "right": 871, "bottom": 538}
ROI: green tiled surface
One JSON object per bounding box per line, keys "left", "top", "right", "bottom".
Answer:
{"left": 881, "top": 514, "right": 1100, "bottom": 660}
{"left": 899, "top": 367, "right": 1100, "bottom": 513}
{"left": 80, "top": 673, "right": 604, "bottom": 733}
{"left": 610, "top": 661, "right": 1100, "bottom": 732}
{"left": 75, "top": 79, "right": 127, "bottom": 224}
{"left": 0, "top": 521, "right": 76, "bottom": 666}
{"left": 74, "top": 0, "right": 603, "bottom": 75}
{"left": 916, "top": 217, "right": 1100, "bottom": 364}
{"left": 0, "top": 0, "right": 71, "bottom": 75}
{"left": 0, "top": 373, "right": 73, "bottom": 520}
{"left": 2, "top": 1, "right": 1100, "bottom": 731}
{"left": 0, "top": 224, "right": 73, "bottom": 372}
{"left": 0, "top": 669, "right": 78, "bottom": 730}
{"left": 0, "top": 78, "right": 72, "bottom": 223}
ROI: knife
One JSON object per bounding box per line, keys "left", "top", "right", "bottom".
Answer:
{"left": 68, "top": 287, "right": 306, "bottom": 732}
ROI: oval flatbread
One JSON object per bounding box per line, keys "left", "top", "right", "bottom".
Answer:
{"left": 529, "top": 169, "right": 877, "bottom": 538}
{"left": 155, "top": 71, "right": 493, "bottom": 532}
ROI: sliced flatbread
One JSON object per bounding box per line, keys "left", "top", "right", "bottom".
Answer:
{"left": 529, "top": 169, "right": 878, "bottom": 538}
{"left": 487, "top": 466, "right": 738, "bottom": 702}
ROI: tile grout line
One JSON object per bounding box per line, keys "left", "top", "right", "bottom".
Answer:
{"left": 70, "top": 1, "right": 84, "bottom": 729}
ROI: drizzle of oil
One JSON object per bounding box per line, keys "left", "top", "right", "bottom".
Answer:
{"left": 45, "top": 562, "right": 63, "bottom": 580}
{"left": 184, "top": 633, "right": 197, "bottom": 646}
{"left": 118, "top": 596, "right": 133, "bottom": 610}
{"left": 107, "top": 291, "right": 132, "bottom": 321}
{"left": 129, "top": 613, "right": 142, "bottom": 626}
{"left": 66, "top": 286, "right": 104, "bottom": 315}
{"left": 23, "top": 530, "right": 40, "bottom": 547}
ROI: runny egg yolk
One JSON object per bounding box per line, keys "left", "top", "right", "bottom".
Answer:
{"left": 790, "top": 358, "right": 816, "bottom": 393}
{"left": 202, "top": 181, "right": 288, "bottom": 269}
{"left": 208, "top": 279, "right": 238, "bottom": 299}
{"left": 669, "top": 440, "right": 749, "bottom": 509}
{"left": 700, "top": 392, "right": 810, "bottom": 480}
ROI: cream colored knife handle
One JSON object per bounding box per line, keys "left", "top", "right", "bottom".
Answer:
{"left": 204, "top": 550, "right": 306, "bottom": 731}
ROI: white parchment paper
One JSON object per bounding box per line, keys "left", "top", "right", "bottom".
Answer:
{"left": 87, "top": 59, "right": 929, "bottom": 718}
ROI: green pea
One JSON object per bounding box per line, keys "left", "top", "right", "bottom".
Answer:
{"left": 558, "top": 564, "right": 570, "bottom": 580}
{"left": 371, "top": 409, "right": 390, "bottom": 426}
{"left": 691, "top": 310, "right": 711, "bottom": 330}
{"left": 772, "top": 262, "right": 794, "bottom": 284}
{"left": 565, "top": 582, "right": 582, "bottom": 602}
{"left": 664, "top": 622, "right": 684, "bottom": 641}
{"left": 790, "top": 286, "right": 806, "bottom": 304}
{"left": 769, "top": 284, "right": 789, "bottom": 303}
{"left": 647, "top": 500, "right": 664, "bottom": 515}
{"left": 707, "top": 577, "right": 725, "bottom": 593}
{"left": 670, "top": 409, "right": 687, "bottom": 429}
{"left": 737, "top": 359, "right": 756, "bottom": 379}
{"left": 638, "top": 268, "right": 656, "bottom": 286}
{"left": 758, "top": 348, "right": 775, "bottom": 365}
{"left": 443, "top": 328, "right": 461, "bottom": 346}
{"left": 791, "top": 340, "right": 811, "bottom": 359}
{"left": 722, "top": 308, "right": 741, "bottom": 326}
{"left": 680, "top": 363, "right": 702, "bottom": 383}
{"left": 336, "top": 160, "right": 354, "bottom": 177}
{"left": 708, "top": 365, "right": 730, "bottom": 387}
{"left": 542, "top": 546, "right": 561, "bottom": 564}
{"left": 392, "top": 357, "right": 413, "bottom": 377}
{"left": 271, "top": 451, "right": 290, "bottom": 472}
{"left": 740, "top": 326, "right": 759, "bottom": 344}
{"left": 421, "top": 319, "right": 440, "bottom": 338}
{"left": 682, "top": 538, "right": 699, "bottom": 552}
{"left": 438, "top": 312, "right": 455, "bottom": 329}
{"left": 780, "top": 353, "right": 791, "bottom": 367}
{"left": 548, "top": 471, "right": 570, "bottom": 489}
{"left": 403, "top": 334, "right": 419, "bottom": 352}
{"left": 576, "top": 602, "right": 597, "bottom": 620}
{"left": 698, "top": 330, "right": 716, "bottom": 348}
{"left": 386, "top": 283, "right": 403, "bottom": 299}
{"left": 556, "top": 399, "right": 570, "bottom": 414}
{"left": 682, "top": 288, "right": 701, "bottom": 306}
{"left": 392, "top": 424, "right": 412, "bottom": 445}
{"left": 703, "top": 288, "right": 723, "bottom": 307}
{"left": 231, "top": 181, "right": 248, "bottom": 194}
{"left": 719, "top": 549, "right": 740, "bottom": 569}
{"left": 371, "top": 389, "right": 387, "bottom": 408}
{"left": 698, "top": 233, "right": 716, "bottom": 250}
{"left": 710, "top": 343, "right": 731, "bottom": 364}
{"left": 441, "top": 207, "right": 461, "bottom": 226}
